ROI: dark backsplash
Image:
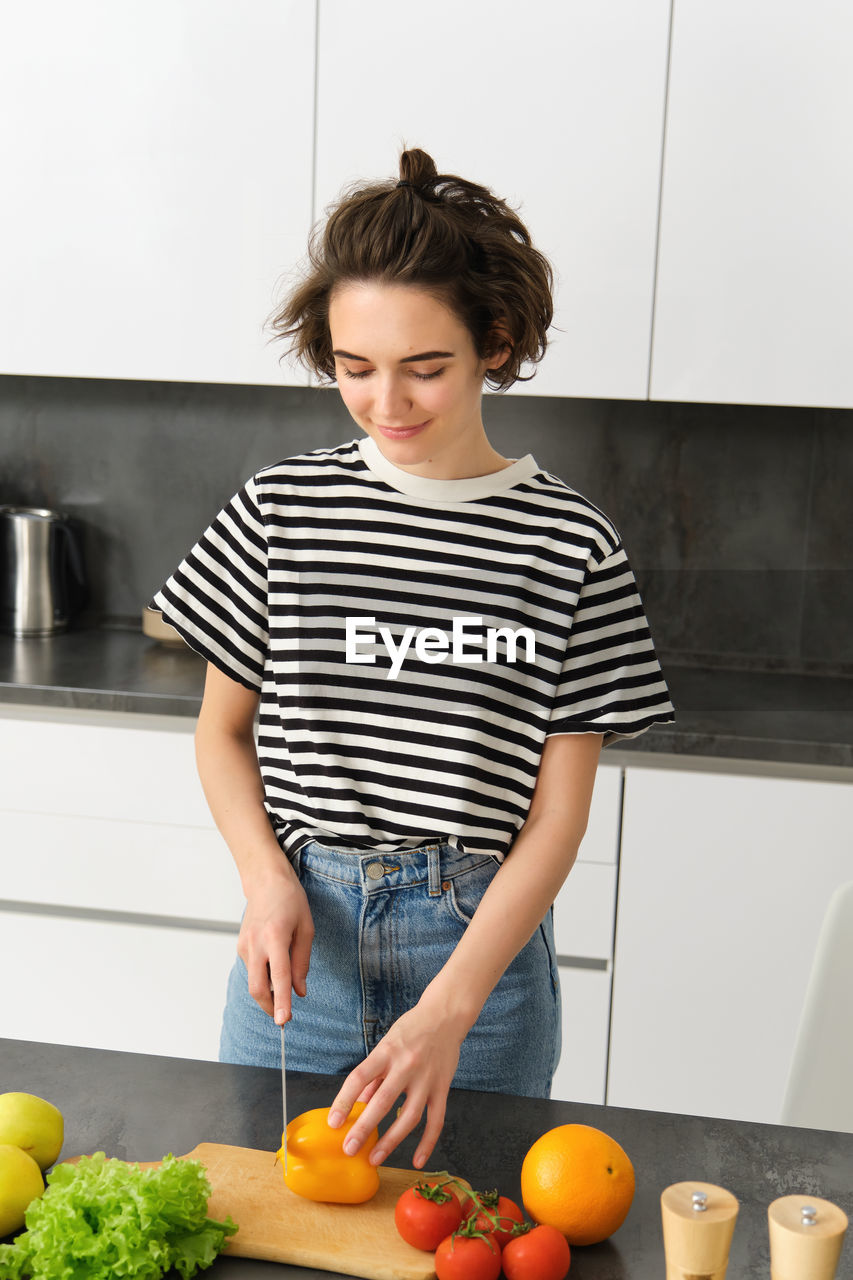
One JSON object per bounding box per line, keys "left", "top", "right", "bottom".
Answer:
{"left": 2, "top": 373, "right": 851, "bottom": 675}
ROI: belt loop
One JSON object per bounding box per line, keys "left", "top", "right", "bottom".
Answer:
{"left": 427, "top": 845, "right": 441, "bottom": 897}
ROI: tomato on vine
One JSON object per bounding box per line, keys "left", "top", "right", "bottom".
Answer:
{"left": 501, "top": 1223, "right": 572, "bottom": 1280}
{"left": 394, "top": 1178, "right": 464, "bottom": 1252}
{"left": 434, "top": 1230, "right": 502, "bottom": 1280}
{"left": 464, "top": 1188, "right": 525, "bottom": 1249}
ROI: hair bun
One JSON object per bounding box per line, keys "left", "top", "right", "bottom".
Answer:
{"left": 398, "top": 147, "right": 439, "bottom": 191}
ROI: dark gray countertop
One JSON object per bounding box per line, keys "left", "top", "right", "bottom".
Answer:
{"left": 2, "top": 1038, "right": 851, "bottom": 1279}
{"left": 1, "top": 625, "right": 852, "bottom": 771}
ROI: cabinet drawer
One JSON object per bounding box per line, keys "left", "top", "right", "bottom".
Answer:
{"left": 550, "top": 966, "right": 612, "bottom": 1105}
{"left": 552, "top": 863, "right": 617, "bottom": 960}
{"left": 1, "top": 810, "right": 244, "bottom": 922}
{"left": 0, "top": 910, "right": 238, "bottom": 1061}
{"left": 0, "top": 714, "right": 213, "bottom": 827}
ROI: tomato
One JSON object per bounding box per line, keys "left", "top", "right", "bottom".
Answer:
{"left": 501, "top": 1223, "right": 572, "bottom": 1280}
{"left": 434, "top": 1232, "right": 502, "bottom": 1280}
{"left": 394, "top": 1180, "right": 464, "bottom": 1252}
{"left": 466, "top": 1193, "right": 525, "bottom": 1249}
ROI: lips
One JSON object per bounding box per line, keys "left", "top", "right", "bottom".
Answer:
{"left": 375, "top": 421, "right": 430, "bottom": 440}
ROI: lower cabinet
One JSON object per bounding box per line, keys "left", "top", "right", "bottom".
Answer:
{"left": 2, "top": 910, "right": 238, "bottom": 1061}
{"left": 1, "top": 704, "right": 625, "bottom": 1096}
{"left": 606, "top": 765, "right": 853, "bottom": 1125}
{"left": 549, "top": 763, "right": 622, "bottom": 1104}
{"left": 8, "top": 704, "right": 851, "bottom": 1122}
{"left": 553, "top": 966, "right": 613, "bottom": 1105}
{"left": 0, "top": 705, "right": 244, "bottom": 1061}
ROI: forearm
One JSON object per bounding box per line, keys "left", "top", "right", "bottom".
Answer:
{"left": 194, "top": 717, "right": 292, "bottom": 895}
{"left": 418, "top": 811, "right": 584, "bottom": 1035}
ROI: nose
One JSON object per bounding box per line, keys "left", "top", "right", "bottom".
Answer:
{"left": 371, "top": 373, "right": 412, "bottom": 420}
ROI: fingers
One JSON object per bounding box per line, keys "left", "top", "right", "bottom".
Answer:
{"left": 246, "top": 947, "right": 279, "bottom": 1019}
{"left": 240, "top": 887, "right": 315, "bottom": 1021}
{"left": 328, "top": 1059, "right": 377, "bottom": 1130}
{"left": 289, "top": 916, "right": 314, "bottom": 1000}
{"left": 268, "top": 955, "right": 294, "bottom": 1025}
{"left": 367, "top": 1091, "right": 427, "bottom": 1167}
{"left": 356, "top": 1079, "right": 383, "bottom": 1106}
{"left": 413, "top": 1094, "right": 447, "bottom": 1169}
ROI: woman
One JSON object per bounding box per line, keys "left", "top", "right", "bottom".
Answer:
{"left": 153, "top": 148, "right": 674, "bottom": 1171}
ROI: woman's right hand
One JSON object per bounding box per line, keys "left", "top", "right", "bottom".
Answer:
{"left": 238, "top": 866, "right": 315, "bottom": 1025}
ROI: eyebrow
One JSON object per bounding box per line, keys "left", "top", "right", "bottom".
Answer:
{"left": 332, "top": 349, "right": 455, "bottom": 363}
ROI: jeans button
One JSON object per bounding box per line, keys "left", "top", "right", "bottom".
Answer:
{"left": 366, "top": 861, "right": 385, "bottom": 880}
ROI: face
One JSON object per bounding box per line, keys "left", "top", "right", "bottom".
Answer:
{"left": 327, "top": 280, "right": 509, "bottom": 478}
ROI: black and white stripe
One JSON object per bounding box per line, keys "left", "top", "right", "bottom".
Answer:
{"left": 154, "top": 438, "right": 674, "bottom": 861}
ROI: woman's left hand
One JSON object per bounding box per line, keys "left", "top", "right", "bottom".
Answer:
{"left": 325, "top": 997, "right": 468, "bottom": 1169}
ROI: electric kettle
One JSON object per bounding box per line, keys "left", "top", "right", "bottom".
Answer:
{"left": 0, "top": 506, "right": 87, "bottom": 636}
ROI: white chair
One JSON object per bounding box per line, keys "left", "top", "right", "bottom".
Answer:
{"left": 780, "top": 880, "right": 853, "bottom": 1133}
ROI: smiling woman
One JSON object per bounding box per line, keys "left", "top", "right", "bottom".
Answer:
{"left": 151, "top": 146, "right": 674, "bottom": 1173}
{"left": 327, "top": 281, "right": 511, "bottom": 479}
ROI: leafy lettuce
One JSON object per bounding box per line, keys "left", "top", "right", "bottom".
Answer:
{"left": 0, "top": 1151, "right": 237, "bottom": 1279}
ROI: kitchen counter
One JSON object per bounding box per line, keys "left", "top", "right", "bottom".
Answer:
{"left": 1, "top": 624, "right": 852, "bottom": 773}
{"left": 3, "top": 1037, "right": 851, "bottom": 1279}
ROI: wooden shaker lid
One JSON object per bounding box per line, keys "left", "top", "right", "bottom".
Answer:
{"left": 768, "top": 1195, "right": 848, "bottom": 1280}
{"left": 661, "top": 1182, "right": 740, "bottom": 1280}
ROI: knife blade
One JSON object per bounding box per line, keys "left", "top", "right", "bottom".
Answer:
{"left": 280, "top": 1019, "right": 288, "bottom": 1174}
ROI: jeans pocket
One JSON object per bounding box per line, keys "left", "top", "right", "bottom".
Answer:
{"left": 445, "top": 857, "right": 500, "bottom": 925}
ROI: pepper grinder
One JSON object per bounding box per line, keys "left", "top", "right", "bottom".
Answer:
{"left": 661, "top": 1182, "right": 739, "bottom": 1280}
{"left": 768, "top": 1195, "right": 848, "bottom": 1280}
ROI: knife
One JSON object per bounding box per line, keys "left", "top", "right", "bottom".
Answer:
{"left": 280, "top": 1018, "right": 288, "bottom": 1174}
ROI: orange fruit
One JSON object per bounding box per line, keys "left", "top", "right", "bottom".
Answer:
{"left": 520, "top": 1122, "right": 635, "bottom": 1246}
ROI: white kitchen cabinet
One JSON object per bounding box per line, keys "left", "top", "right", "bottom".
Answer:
{"left": 650, "top": 0, "right": 853, "bottom": 408}
{"left": 1, "top": 910, "right": 237, "bottom": 1062}
{"left": 607, "top": 766, "right": 853, "bottom": 1124}
{"left": 0, "top": 1, "right": 315, "bottom": 386}
{"left": 1, "top": 703, "right": 624, "bottom": 1095}
{"left": 0, "top": 705, "right": 243, "bottom": 1059}
{"left": 550, "top": 763, "right": 622, "bottom": 1104}
{"left": 315, "top": 0, "right": 671, "bottom": 400}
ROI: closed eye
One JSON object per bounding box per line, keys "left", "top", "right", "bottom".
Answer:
{"left": 341, "top": 367, "right": 445, "bottom": 382}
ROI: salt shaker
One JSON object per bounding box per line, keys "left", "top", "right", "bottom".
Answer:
{"left": 661, "top": 1181, "right": 739, "bottom": 1280}
{"left": 768, "top": 1194, "right": 848, "bottom": 1280}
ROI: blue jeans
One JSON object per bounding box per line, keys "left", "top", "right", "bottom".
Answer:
{"left": 219, "top": 838, "right": 561, "bottom": 1097}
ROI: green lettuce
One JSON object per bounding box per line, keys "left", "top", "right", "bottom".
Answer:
{"left": 0, "top": 1151, "right": 237, "bottom": 1279}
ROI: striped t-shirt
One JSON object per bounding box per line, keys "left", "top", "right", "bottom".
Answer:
{"left": 153, "top": 435, "right": 674, "bottom": 862}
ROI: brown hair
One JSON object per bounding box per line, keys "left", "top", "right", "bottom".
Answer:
{"left": 267, "top": 147, "right": 554, "bottom": 391}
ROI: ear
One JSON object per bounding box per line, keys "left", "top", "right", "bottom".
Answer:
{"left": 485, "top": 319, "right": 513, "bottom": 371}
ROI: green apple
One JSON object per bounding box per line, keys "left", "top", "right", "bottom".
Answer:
{"left": 0, "top": 1143, "right": 43, "bottom": 1237}
{"left": 0, "top": 1093, "right": 64, "bottom": 1171}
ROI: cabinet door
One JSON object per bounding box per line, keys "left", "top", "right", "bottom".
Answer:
{"left": 607, "top": 766, "right": 853, "bottom": 1124}
{"left": 2, "top": 811, "right": 243, "bottom": 924}
{"left": 651, "top": 0, "right": 853, "bottom": 408}
{"left": 0, "top": 910, "right": 237, "bottom": 1061}
{"left": 0, "top": 711, "right": 213, "bottom": 827}
{"left": 0, "top": 1, "right": 314, "bottom": 386}
{"left": 550, "top": 763, "right": 622, "bottom": 1103}
{"left": 551, "top": 967, "right": 612, "bottom": 1105}
{"left": 315, "top": 0, "right": 671, "bottom": 399}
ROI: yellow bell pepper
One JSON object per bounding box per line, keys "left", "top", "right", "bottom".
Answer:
{"left": 276, "top": 1101, "right": 380, "bottom": 1204}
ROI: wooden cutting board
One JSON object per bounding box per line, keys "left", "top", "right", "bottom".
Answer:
{"left": 110, "top": 1143, "right": 454, "bottom": 1279}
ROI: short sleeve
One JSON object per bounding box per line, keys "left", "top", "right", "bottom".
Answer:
{"left": 546, "top": 544, "right": 675, "bottom": 745}
{"left": 150, "top": 478, "right": 269, "bottom": 692}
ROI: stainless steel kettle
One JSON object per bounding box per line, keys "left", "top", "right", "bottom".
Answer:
{"left": 0, "top": 506, "right": 87, "bottom": 636}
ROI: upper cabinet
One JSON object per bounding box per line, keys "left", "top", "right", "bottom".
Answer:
{"left": 650, "top": 0, "right": 853, "bottom": 408}
{"left": 10, "top": 3, "right": 848, "bottom": 407}
{"left": 0, "top": 1, "right": 315, "bottom": 387}
{"left": 314, "top": 0, "right": 671, "bottom": 400}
